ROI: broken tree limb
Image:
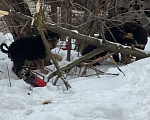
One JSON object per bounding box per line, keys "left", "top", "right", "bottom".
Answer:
{"left": 81, "top": 52, "right": 115, "bottom": 66}
{"left": 105, "top": 43, "right": 150, "bottom": 60}
{"left": 36, "top": 1, "right": 71, "bottom": 90}
{"left": 47, "top": 47, "right": 106, "bottom": 80}
{"left": 44, "top": 23, "right": 150, "bottom": 60}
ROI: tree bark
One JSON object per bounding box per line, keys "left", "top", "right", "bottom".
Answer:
{"left": 66, "top": 0, "right": 72, "bottom": 61}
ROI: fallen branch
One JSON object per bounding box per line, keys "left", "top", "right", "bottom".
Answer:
{"left": 89, "top": 66, "right": 119, "bottom": 76}
{"left": 80, "top": 52, "right": 115, "bottom": 66}
{"left": 35, "top": 1, "right": 71, "bottom": 90}
{"left": 109, "top": 56, "right": 125, "bottom": 76}
{"left": 66, "top": 71, "right": 119, "bottom": 77}
{"left": 79, "top": 53, "right": 120, "bottom": 77}
{"left": 47, "top": 47, "right": 105, "bottom": 80}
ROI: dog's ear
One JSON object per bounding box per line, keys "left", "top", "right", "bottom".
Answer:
{"left": 123, "top": 22, "right": 138, "bottom": 32}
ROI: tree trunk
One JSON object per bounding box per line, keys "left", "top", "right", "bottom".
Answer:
{"left": 66, "top": 0, "right": 72, "bottom": 61}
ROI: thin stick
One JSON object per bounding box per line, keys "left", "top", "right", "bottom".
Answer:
{"left": 109, "top": 56, "right": 125, "bottom": 76}
{"left": 89, "top": 66, "right": 119, "bottom": 76}
{"left": 6, "top": 63, "right": 11, "bottom": 87}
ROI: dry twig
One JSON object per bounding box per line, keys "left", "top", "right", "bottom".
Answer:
{"left": 109, "top": 56, "right": 125, "bottom": 76}
{"left": 6, "top": 63, "right": 11, "bottom": 87}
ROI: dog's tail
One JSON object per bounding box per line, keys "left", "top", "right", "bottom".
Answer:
{"left": 1, "top": 43, "right": 9, "bottom": 53}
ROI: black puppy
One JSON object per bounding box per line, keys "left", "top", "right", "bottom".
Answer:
{"left": 81, "top": 36, "right": 109, "bottom": 65}
{"left": 122, "top": 22, "right": 148, "bottom": 50}
{"left": 105, "top": 22, "right": 148, "bottom": 62}
{"left": 82, "top": 22, "right": 148, "bottom": 64}
{"left": 105, "top": 22, "right": 148, "bottom": 50}
{"left": 1, "top": 31, "right": 62, "bottom": 78}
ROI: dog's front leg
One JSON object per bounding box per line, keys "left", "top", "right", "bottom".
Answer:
{"left": 52, "top": 54, "right": 62, "bottom": 61}
{"left": 33, "top": 60, "right": 49, "bottom": 74}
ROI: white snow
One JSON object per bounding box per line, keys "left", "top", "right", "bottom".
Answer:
{"left": 0, "top": 33, "right": 150, "bottom": 120}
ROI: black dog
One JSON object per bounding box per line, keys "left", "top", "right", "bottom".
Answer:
{"left": 1, "top": 31, "right": 62, "bottom": 78}
{"left": 81, "top": 22, "right": 148, "bottom": 64}
{"left": 81, "top": 36, "right": 108, "bottom": 66}
{"left": 105, "top": 22, "right": 148, "bottom": 50}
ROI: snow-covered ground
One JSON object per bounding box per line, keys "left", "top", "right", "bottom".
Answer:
{"left": 0, "top": 33, "right": 150, "bottom": 120}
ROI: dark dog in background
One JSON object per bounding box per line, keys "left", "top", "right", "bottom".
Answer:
{"left": 1, "top": 31, "right": 62, "bottom": 78}
{"left": 105, "top": 22, "right": 148, "bottom": 50}
{"left": 81, "top": 22, "right": 148, "bottom": 64}
{"left": 81, "top": 36, "right": 108, "bottom": 66}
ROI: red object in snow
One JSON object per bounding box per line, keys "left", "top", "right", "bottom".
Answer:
{"left": 59, "top": 41, "right": 68, "bottom": 50}
{"left": 23, "top": 70, "right": 46, "bottom": 87}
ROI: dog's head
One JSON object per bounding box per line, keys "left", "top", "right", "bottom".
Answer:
{"left": 122, "top": 22, "right": 138, "bottom": 33}
{"left": 44, "top": 31, "right": 60, "bottom": 49}
{"left": 122, "top": 22, "right": 147, "bottom": 50}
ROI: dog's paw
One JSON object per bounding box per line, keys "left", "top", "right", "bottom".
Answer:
{"left": 55, "top": 55, "right": 62, "bottom": 61}
{"left": 40, "top": 69, "right": 49, "bottom": 75}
